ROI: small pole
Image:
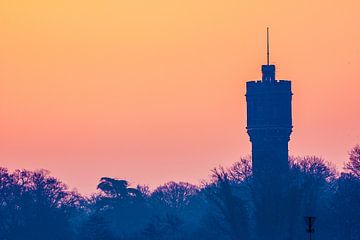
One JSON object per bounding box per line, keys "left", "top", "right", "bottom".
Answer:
{"left": 304, "top": 216, "right": 316, "bottom": 240}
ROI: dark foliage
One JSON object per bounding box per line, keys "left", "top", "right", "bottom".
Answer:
{"left": 0, "top": 146, "right": 359, "bottom": 240}
{"left": 0, "top": 169, "right": 81, "bottom": 240}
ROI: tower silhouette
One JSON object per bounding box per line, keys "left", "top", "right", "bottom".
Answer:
{"left": 246, "top": 29, "right": 292, "bottom": 179}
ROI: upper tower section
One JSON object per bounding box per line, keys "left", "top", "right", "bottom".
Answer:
{"left": 246, "top": 79, "right": 292, "bottom": 130}
{"left": 246, "top": 28, "right": 292, "bottom": 137}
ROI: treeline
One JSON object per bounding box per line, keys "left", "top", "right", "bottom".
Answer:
{"left": 0, "top": 146, "right": 359, "bottom": 240}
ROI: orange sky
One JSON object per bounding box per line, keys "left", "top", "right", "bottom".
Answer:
{"left": 0, "top": 1, "right": 359, "bottom": 193}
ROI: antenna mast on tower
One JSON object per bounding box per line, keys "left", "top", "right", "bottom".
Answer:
{"left": 267, "top": 27, "right": 270, "bottom": 65}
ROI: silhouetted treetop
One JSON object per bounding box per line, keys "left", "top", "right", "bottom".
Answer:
{"left": 346, "top": 145, "right": 360, "bottom": 177}
{"left": 97, "top": 177, "right": 141, "bottom": 199}
{"left": 0, "top": 145, "right": 359, "bottom": 240}
{"left": 151, "top": 182, "right": 198, "bottom": 210}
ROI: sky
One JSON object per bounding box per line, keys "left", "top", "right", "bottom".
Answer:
{"left": 0, "top": 0, "right": 359, "bottom": 194}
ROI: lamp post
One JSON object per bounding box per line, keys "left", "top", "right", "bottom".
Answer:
{"left": 304, "top": 216, "right": 316, "bottom": 240}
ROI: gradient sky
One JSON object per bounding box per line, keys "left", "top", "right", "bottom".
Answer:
{"left": 0, "top": 1, "right": 359, "bottom": 194}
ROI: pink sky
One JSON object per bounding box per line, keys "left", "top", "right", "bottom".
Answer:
{"left": 0, "top": 1, "right": 359, "bottom": 193}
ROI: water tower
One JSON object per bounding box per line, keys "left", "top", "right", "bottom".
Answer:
{"left": 246, "top": 29, "right": 293, "bottom": 179}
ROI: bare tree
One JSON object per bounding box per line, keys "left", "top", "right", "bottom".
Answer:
{"left": 204, "top": 167, "right": 250, "bottom": 240}
{"left": 346, "top": 145, "right": 360, "bottom": 178}
{"left": 228, "top": 157, "right": 252, "bottom": 183}
{"left": 151, "top": 182, "right": 198, "bottom": 210}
